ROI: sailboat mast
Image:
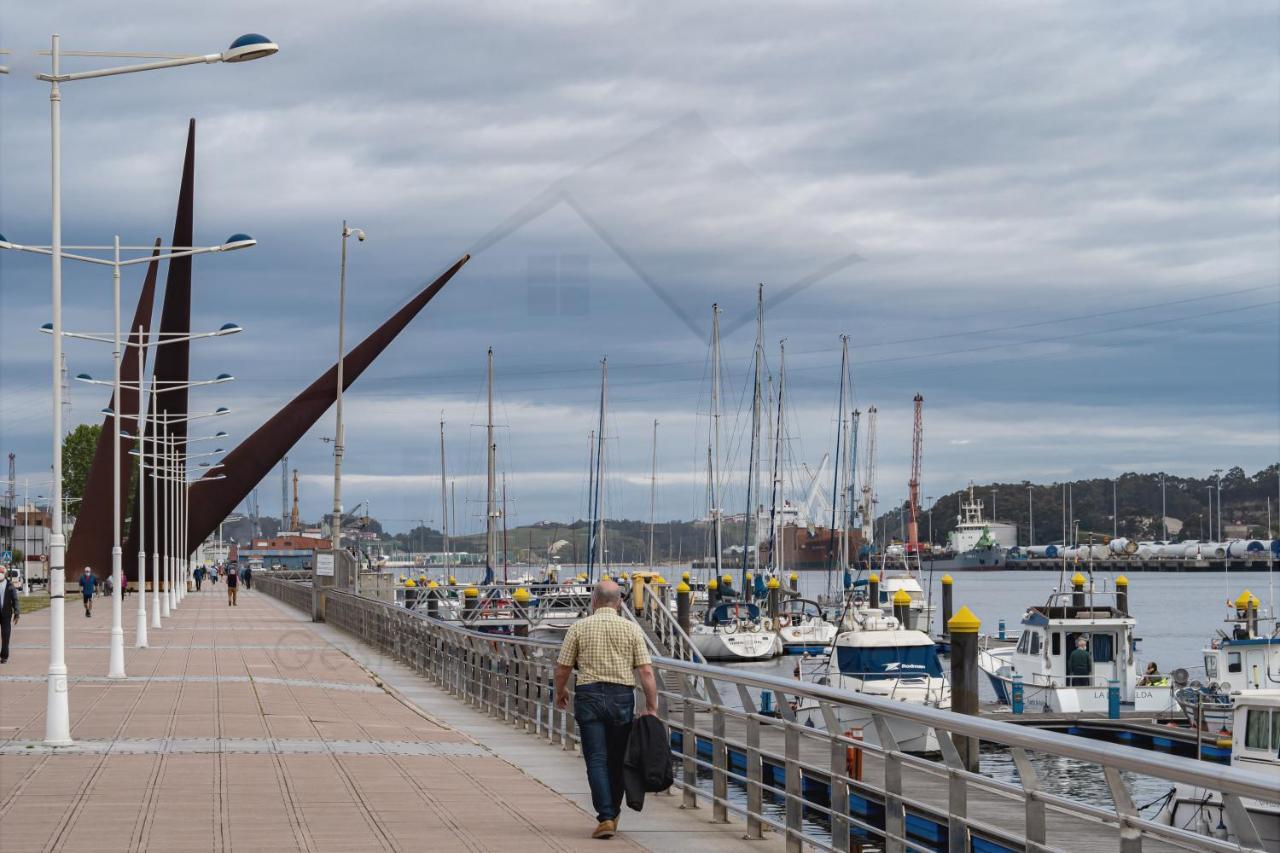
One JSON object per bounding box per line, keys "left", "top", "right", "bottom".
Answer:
{"left": 741, "top": 285, "right": 763, "bottom": 590}
{"left": 440, "top": 414, "right": 449, "bottom": 575}
{"left": 594, "top": 358, "right": 608, "bottom": 574}
{"left": 647, "top": 419, "right": 658, "bottom": 568}
{"left": 710, "top": 306, "right": 723, "bottom": 577}
{"left": 485, "top": 347, "right": 496, "bottom": 582}
{"left": 827, "top": 335, "right": 849, "bottom": 591}
{"left": 845, "top": 409, "right": 860, "bottom": 573}
{"left": 586, "top": 429, "right": 596, "bottom": 579}
{"left": 501, "top": 473, "right": 509, "bottom": 583}
{"left": 769, "top": 340, "right": 787, "bottom": 576}
{"left": 861, "top": 406, "right": 877, "bottom": 546}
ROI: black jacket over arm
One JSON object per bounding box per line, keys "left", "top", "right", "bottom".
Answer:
{"left": 623, "top": 714, "right": 674, "bottom": 811}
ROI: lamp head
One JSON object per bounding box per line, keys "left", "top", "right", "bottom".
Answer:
{"left": 222, "top": 34, "right": 278, "bottom": 64}
{"left": 217, "top": 322, "right": 242, "bottom": 335}
{"left": 344, "top": 225, "right": 367, "bottom": 242}
{"left": 221, "top": 234, "right": 256, "bottom": 252}
{"left": 77, "top": 373, "right": 94, "bottom": 382}
{"left": 40, "top": 322, "right": 53, "bottom": 333}
{"left": 100, "top": 406, "right": 114, "bottom": 416}
{"left": 215, "top": 431, "right": 229, "bottom": 438}
{"left": 0, "top": 233, "right": 11, "bottom": 249}
{"left": 215, "top": 373, "right": 234, "bottom": 382}
{"left": 214, "top": 407, "right": 230, "bottom": 415}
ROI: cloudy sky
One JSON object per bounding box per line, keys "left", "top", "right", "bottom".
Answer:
{"left": 1, "top": 1, "right": 1277, "bottom": 536}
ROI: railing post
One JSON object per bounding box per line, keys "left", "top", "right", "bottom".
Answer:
{"left": 1103, "top": 765, "right": 1143, "bottom": 853}
{"left": 872, "top": 714, "right": 905, "bottom": 853}
{"left": 817, "top": 704, "right": 850, "bottom": 853}
{"left": 937, "top": 731, "right": 971, "bottom": 852}
{"left": 1010, "top": 747, "right": 1046, "bottom": 850}
{"left": 706, "top": 679, "right": 729, "bottom": 824}
{"left": 679, "top": 674, "right": 698, "bottom": 810}
{"left": 734, "top": 683, "right": 764, "bottom": 840}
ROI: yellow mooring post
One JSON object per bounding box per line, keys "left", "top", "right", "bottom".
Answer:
{"left": 948, "top": 605, "right": 982, "bottom": 772}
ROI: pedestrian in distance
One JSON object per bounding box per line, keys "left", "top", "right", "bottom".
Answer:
{"left": 78, "top": 567, "right": 97, "bottom": 618}
{"left": 242, "top": 563, "right": 253, "bottom": 591}
{"left": 553, "top": 580, "right": 659, "bottom": 840}
{"left": 225, "top": 564, "right": 238, "bottom": 607}
{"left": 103, "top": 574, "right": 113, "bottom": 598}
{"left": 194, "top": 566, "right": 204, "bottom": 591}
{"left": 1, "top": 570, "right": 20, "bottom": 664}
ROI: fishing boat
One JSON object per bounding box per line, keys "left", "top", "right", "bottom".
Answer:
{"left": 690, "top": 601, "right": 781, "bottom": 661}
{"left": 795, "top": 600, "right": 949, "bottom": 753}
{"left": 1160, "top": 689, "right": 1280, "bottom": 851}
{"left": 1174, "top": 589, "right": 1279, "bottom": 735}
{"left": 978, "top": 573, "right": 1177, "bottom": 714}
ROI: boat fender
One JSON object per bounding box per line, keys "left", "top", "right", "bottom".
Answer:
{"left": 776, "top": 614, "right": 792, "bottom": 628}
{"left": 844, "top": 729, "right": 864, "bottom": 781}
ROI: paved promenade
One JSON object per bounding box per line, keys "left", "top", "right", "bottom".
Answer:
{"left": 0, "top": 585, "right": 640, "bottom": 852}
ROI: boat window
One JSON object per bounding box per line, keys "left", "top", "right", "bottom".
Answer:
{"left": 1204, "top": 655, "right": 1217, "bottom": 679}
{"left": 1228, "top": 652, "right": 1242, "bottom": 674}
{"left": 1092, "top": 634, "right": 1114, "bottom": 663}
{"left": 836, "top": 645, "right": 943, "bottom": 679}
{"left": 1051, "top": 632, "right": 1061, "bottom": 656}
{"left": 1243, "top": 709, "right": 1271, "bottom": 751}
{"left": 1029, "top": 632, "right": 1041, "bottom": 656}
{"left": 1017, "top": 632, "right": 1030, "bottom": 654}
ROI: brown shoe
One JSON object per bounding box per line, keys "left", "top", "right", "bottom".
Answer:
{"left": 591, "top": 820, "right": 616, "bottom": 839}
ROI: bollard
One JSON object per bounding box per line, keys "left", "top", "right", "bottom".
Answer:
{"left": 948, "top": 605, "right": 981, "bottom": 772}
{"left": 677, "top": 581, "right": 692, "bottom": 636}
{"left": 998, "top": 618, "right": 1006, "bottom": 641}
{"left": 1071, "top": 572, "right": 1086, "bottom": 609}
{"left": 1247, "top": 593, "right": 1260, "bottom": 638}
{"left": 513, "top": 587, "right": 530, "bottom": 637}
{"left": 707, "top": 577, "right": 719, "bottom": 608}
{"left": 941, "top": 574, "right": 954, "bottom": 637}
{"left": 892, "top": 588, "right": 912, "bottom": 629}
{"left": 789, "top": 571, "right": 799, "bottom": 596}
{"left": 868, "top": 573, "right": 880, "bottom": 610}
{"left": 463, "top": 585, "right": 479, "bottom": 621}
{"left": 426, "top": 580, "right": 439, "bottom": 618}
{"left": 721, "top": 574, "right": 734, "bottom": 599}
{"left": 743, "top": 572, "right": 754, "bottom": 602}
{"left": 767, "top": 576, "right": 781, "bottom": 623}
{"left": 404, "top": 579, "right": 418, "bottom": 610}
{"left": 1115, "top": 574, "right": 1129, "bottom": 616}
{"left": 1108, "top": 679, "right": 1120, "bottom": 719}
{"left": 682, "top": 570, "right": 691, "bottom": 584}
{"left": 632, "top": 574, "right": 647, "bottom": 611}
{"left": 1011, "top": 674, "right": 1024, "bottom": 715}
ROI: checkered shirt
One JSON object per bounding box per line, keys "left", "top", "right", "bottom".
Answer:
{"left": 556, "top": 607, "right": 651, "bottom": 687}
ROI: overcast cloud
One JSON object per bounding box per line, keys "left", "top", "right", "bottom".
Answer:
{"left": 1, "top": 1, "right": 1277, "bottom": 534}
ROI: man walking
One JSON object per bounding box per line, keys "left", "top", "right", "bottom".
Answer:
{"left": 1, "top": 570, "right": 20, "bottom": 664}
{"left": 78, "top": 567, "right": 97, "bottom": 618}
{"left": 242, "top": 563, "right": 253, "bottom": 591}
{"left": 554, "top": 580, "right": 659, "bottom": 839}
{"left": 225, "top": 564, "right": 238, "bottom": 606}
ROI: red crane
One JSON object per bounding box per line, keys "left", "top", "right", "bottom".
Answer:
{"left": 907, "top": 394, "right": 924, "bottom": 555}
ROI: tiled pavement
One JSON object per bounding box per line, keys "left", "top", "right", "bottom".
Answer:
{"left": 0, "top": 585, "right": 643, "bottom": 852}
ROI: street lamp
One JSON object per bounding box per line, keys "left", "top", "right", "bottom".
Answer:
{"left": 28, "top": 30, "right": 275, "bottom": 747}
{"left": 332, "top": 222, "right": 366, "bottom": 557}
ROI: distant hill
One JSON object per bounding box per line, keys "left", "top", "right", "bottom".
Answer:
{"left": 877, "top": 465, "right": 1279, "bottom": 547}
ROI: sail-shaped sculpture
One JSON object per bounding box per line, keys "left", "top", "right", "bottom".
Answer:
{"left": 184, "top": 254, "right": 471, "bottom": 548}
{"left": 64, "top": 241, "right": 163, "bottom": 578}
{"left": 121, "top": 121, "right": 197, "bottom": 577}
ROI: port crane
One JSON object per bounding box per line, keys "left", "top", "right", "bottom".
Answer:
{"left": 860, "top": 406, "right": 877, "bottom": 545}
{"left": 907, "top": 394, "right": 924, "bottom": 555}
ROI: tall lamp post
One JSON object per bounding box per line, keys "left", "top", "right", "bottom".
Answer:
{"left": 7, "top": 237, "right": 247, "bottom": 674}
{"left": 29, "top": 30, "right": 276, "bottom": 746}
{"left": 331, "top": 223, "right": 366, "bottom": 559}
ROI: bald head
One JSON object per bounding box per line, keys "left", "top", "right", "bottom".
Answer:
{"left": 592, "top": 580, "right": 622, "bottom": 611}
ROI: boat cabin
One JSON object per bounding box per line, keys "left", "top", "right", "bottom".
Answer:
{"left": 835, "top": 630, "right": 943, "bottom": 680}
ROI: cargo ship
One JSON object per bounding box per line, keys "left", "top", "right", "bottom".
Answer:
{"left": 758, "top": 519, "right": 865, "bottom": 571}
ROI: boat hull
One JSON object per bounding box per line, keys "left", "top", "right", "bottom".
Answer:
{"left": 691, "top": 628, "right": 780, "bottom": 661}
{"left": 980, "top": 647, "right": 1177, "bottom": 714}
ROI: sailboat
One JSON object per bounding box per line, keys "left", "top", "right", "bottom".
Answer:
{"left": 690, "top": 302, "right": 780, "bottom": 662}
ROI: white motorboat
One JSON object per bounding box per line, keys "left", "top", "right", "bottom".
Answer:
{"left": 690, "top": 601, "right": 781, "bottom": 661}
{"left": 1161, "top": 690, "right": 1280, "bottom": 851}
{"left": 861, "top": 564, "right": 936, "bottom": 634}
{"left": 1174, "top": 589, "right": 1278, "bottom": 736}
{"left": 775, "top": 597, "right": 839, "bottom": 654}
{"left": 978, "top": 573, "right": 1177, "bottom": 715}
{"left": 795, "top": 603, "right": 949, "bottom": 753}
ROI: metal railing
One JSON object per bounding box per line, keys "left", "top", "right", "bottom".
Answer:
{"left": 626, "top": 585, "right": 706, "bottom": 664}
{"left": 260, "top": 577, "right": 1274, "bottom": 853}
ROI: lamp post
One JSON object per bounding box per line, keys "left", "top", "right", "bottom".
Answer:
{"left": 28, "top": 29, "right": 275, "bottom": 746}
{"left": 1027, "top": 486, "right": 1034, "bottom": 547}
{"left": 332, "top": 222, "right": 366, "bottom": 558}
{"left": 1214, "top": 468, "right": 1224, "bottom": 542}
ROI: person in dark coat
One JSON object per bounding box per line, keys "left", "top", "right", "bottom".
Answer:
{"left": 1, "top": 570, "right": 20, "bottom": 664}
{"left": 1067, "top": 635, "right": 1092, "bottom": 687}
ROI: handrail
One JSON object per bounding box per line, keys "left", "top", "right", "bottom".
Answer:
{"left": 260, "top": 578, "right": 1272, "bottom": 853}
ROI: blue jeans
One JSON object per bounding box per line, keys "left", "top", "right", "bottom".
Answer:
{"left": 575, "top": 682, "right": 635, "bottom": 822}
